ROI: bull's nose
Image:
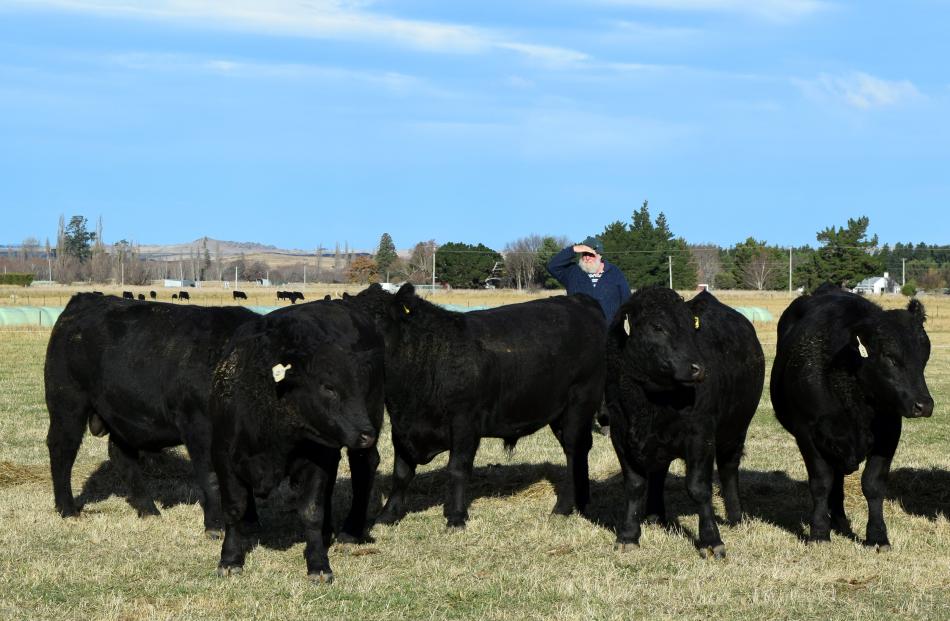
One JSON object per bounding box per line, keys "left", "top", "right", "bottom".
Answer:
{"left": 357, "top": 432, "right": 377, "bottom": 448}
{"left": 690, "top": 363, "right": 706, "bottom": 383}
{"left": 913, "top": 398, "right": 934, "bottom": 418}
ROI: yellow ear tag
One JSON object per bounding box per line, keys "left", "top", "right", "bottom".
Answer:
{"left": 856, "top": 336, "right": 868, "bottom": 358}
{"left": 403, "top": 304, "right": 410, "bottom": 315}
{"left": 272, "top": 363, "right": 292, "bottom": 383}
{"left": 694, "top": 316, "right": 700, "bottom": 330}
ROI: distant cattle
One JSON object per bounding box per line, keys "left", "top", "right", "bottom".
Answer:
{"left": 122, "top": 291, "right": 133, "bottom": 299}
{"left": 210, "top": 300, "right": 385, "bottom": 582}
{"left": 172, "top": 294, "right": 178, "bottom": 300}
{"left": 92, "top": 291, "right": 103, "bottom": 295}
{"left": 605, "top": 288, "right": 764, "bottom": 559}
{"left": 137, "top": 294, "right": 145, "bottom": 300}
{"left": 179, "top": 291, "right": 190, "bottom": 301}
{"left": 45, "top": 294, "right": 258, "bottom": 535}
{"left": 232, "top": 290, "right": 247, "bottom": 301}
{"left": 353, "top": 283, "right": 605, "bottom": 529}
{"left": 149, "top": 290, "right": 157, "bottom": 300}
{"left": 771, "top": 286, "right": 933, "bottom": 550}
{"left": 277, "top": 290, "right": 304, "bottom": 304}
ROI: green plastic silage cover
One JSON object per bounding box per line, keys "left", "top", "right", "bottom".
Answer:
{"left": 731, "top": 306, "right": 774, "bottom": 322}
{"left": 0, "top": 307, "right": 63, "bottom": 327}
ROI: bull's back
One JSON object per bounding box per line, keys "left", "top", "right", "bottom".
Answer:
{"left": 46, "top": 294, "right": 256, "bottom": 444}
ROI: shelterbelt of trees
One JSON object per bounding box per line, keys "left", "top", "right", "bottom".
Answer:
{"left": 3, "top": 208, "right": 948, "bottom": 292}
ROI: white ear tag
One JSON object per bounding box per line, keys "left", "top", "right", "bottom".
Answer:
{"left": 856, "top": 336, "right": 868, "bottom": 359}
{"left": 623, "top": 317, "right": 631, "bottom": 336}
{"left": 272, "top": 363, "right": 292, "bottom": 383}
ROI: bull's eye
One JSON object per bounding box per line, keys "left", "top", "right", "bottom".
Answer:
{"left": 320, "top": 384, "right": 338, "bottom": 398}
{"left": 652, "top": 323, "right": 665, "bottom": 333}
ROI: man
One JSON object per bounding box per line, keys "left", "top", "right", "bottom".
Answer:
{"left": 547, "top": 236, "right": 631, "bottom": 324}
{"left": 547, "top": 236, "right": 631, "bottom": 435}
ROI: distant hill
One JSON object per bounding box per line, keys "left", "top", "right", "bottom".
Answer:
{"left": 135, "top": 237, "right": 316, "bottom": 259}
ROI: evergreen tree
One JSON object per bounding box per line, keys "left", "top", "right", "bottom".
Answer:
{"left": 600, "top": 200, "right": 697, "bottom": 289}
{"left": 435, "top": 242, "right": 503, "bottom": 289}
{"left": 62, "top": 215, "right": 96, "bottom": 262}
{"left": 375, "top": 233, "right": 398, "bottom": 281}
{"left": 535, "top": 236, "right": 568, "bottom": 289}
{"left": 794, "top": 216, "right": 884, "bottom": 291}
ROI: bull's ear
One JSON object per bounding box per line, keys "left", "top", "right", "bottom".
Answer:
{"left": 907, "top": 299, "right": 926, "bottom": 324}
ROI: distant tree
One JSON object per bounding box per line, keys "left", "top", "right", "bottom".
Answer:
{"left": 375, "top": 233, "right": 398, "bottom": 281}
{"left": 20, "top": 237, "right": 39, "bottom": 260}
{"left": 601, "top": 200, "right": 696, "bottom": 289}
{"left": 536, "top": 236, "right": 570, "bottom": 289}
{"left": 689, "top": 245, "right": 721, "bottom": 286}
{"left": 794, "top": 216, "right": 884, "bottom": 291}
{"left": 435, "top": 242, "right": 503, "bottom": 289}
{"left": 504, "top": 234, "right": 544, "bottom": 291}
{"left": 732, "top": 238, "right": 785, "bottom": 290}
{"left": 407, "top": 240, "right": 437, "bottom": 284}
{"left": 62, "top": 215, "right": 96, "bottom": 262}
{"left": 348, "top": 256, "right": 380, "bottom": 284}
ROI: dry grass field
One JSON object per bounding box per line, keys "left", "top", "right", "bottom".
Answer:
{"left": 0, "top": 290, "right": 948, "bottom": 620}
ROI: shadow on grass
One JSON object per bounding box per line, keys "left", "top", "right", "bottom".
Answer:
{"left": 887, "top": 467, "right": 950, "bottom": 521}
{"left": 72, "top": 451, "right": 950, "bottom": 553}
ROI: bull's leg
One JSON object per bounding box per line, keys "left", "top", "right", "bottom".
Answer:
{"left": 182, "top": 428, "right": 224, "bottom": 538}
{"left": 108, "top": 437, "right": 160, "bottom": 518}
{"left": 829, "top": 472, "right": 853, "bottom": 537}
{"left": 862, "top": 454, "right": 894, "bottom": 550}
{"left": 217, "top": 477, "right": 259, "bottom": 577}
{"left": 685, "top": 452, "right": 724, "bottom": 559}
{"left": 339, "top": 445, "right": 380, "bottom": 543}
{"left": 550, "top": 408, "right": 594, "bottom": 516}
{"left": 716, "top": 442, "right": 745, "bottom": 525}
{"left": 615, "top": 460, "right": 647, "bottom": 551}
{"left": 444, "top": 434, "right": 480, "bottom": 529}
{"left": 376, "top": 444, "right": 417, "bottom": 525}
{"left": 296, "top": 453, "right": 339, "bottom": 583}
{"left": 645, "top": 465, "right": 669, "bottom": 524}
{"left": 798, "top": 439, "right": 834, "bottom": 543}
{"left": 46, "top": 398, "right": 89, "bottom": 518}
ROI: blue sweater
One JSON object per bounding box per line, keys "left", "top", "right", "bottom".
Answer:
{"left": 547, "top": 246, "right": 632, "bottom": 323}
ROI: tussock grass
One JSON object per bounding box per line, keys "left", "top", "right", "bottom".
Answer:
{"left": 0, "top": 294, "right": 948, "bottom": 620}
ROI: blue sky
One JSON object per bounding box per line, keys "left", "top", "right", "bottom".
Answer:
{"left": 1, "top": 1, "right": 948, "bottom": 252}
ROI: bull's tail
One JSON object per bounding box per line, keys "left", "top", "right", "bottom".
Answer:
{"left": 503, "top": 437, "right": 519, "bottom": 458}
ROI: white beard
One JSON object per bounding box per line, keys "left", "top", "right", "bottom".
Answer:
{"left": 578, "top": 258, "right": 602, "bottom": 275}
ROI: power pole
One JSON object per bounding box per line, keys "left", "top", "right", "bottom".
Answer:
{"left": 432, "top": 248, "right": 436, "bottom": 289}
{"left": 668, "top": 255, "right": 673, "bottom": 289}
{"left": 902, "top": 258, "right": 906, "bottom": 286}
{"left": 788, "top": 247, "right": 793, "bottom": 293}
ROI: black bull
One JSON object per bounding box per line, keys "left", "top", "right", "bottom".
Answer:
{"left": 210, "top": 300, "right": 385, "bottom": 582}
{"left": 353, "top": 283, "right": 606, "bottom": 530}
{"left": 44, "top": 293, "right": 258, "bottom": 535}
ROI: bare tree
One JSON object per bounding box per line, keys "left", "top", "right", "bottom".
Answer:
{"left": 407, "top": 240, "right": 436, "bottom": 284}
{"left": 689, "top": 245, "right": 722, "bottom": 286}
{"left": 503, "top": 234, "right": 544, "bottom": 291}
{"left": 740, "top": 248, "right": 779, "bottom": 290}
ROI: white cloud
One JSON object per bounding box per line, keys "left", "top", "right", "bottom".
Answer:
{"left": 10, "top": 0, "right": 592, "bottom": 67}
{"left": 598, "top": 0, "right": 832, "bottom": 22}
{"left": 801, "top": 72, "right": 922, "bottom": 109}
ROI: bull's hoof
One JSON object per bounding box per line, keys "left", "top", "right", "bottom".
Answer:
{"left": 308, "top": 570, "right": 334, "bottom": 584}
{"left": 445, "top": 521, "right": 467, "bottom": 533}
{"left": 614, "top": 541, "right": 639, "bottom": 553}
{"left": 205, "top": 528, "right": 225, "bottom": 540}
{"left": 374, "top": 510, "right": 401, "bottom": 526}
{"left": 336, "top": 531, "right": 375, "bottom": 545}
{"left": 699, "top": 544, "right": 726, "bottom": 560}
{"left": 136, "top": 507, "right": 161, "bottom": 518}
{"left": 217, "top": 564, "right": 243, "bottom": 577}
{"left": 57, "top": 506, "right": 80, "bottom": 519}
{"left": 866, "top": 542, "right": 892, "bottom": 553}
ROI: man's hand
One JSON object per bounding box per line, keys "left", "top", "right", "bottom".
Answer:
{"left": 573, "top": 244, "right": 596, "bottom": 255}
